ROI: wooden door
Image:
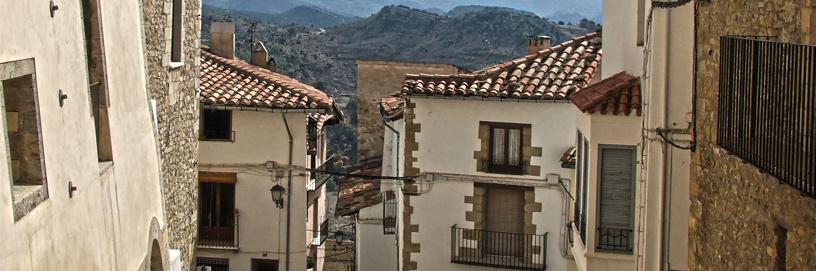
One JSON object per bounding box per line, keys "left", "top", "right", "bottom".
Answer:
{"left": 484, "top": 185, "right": 525, "bottom": 256}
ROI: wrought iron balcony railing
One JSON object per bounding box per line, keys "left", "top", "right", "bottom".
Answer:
{"left": 198, "top": 209, "right": 239, "bottom": 249}
{"left": 311, "top": 155, "right": 337, "bottom": 191}
{"left": 450, "top": 225, "right": 547, "bottom": 270}
{"left": 596, "top": 227, "right": 633, "bottom": 253}
{"left": 312, "top": 217, "right": 330, "bottom": 246}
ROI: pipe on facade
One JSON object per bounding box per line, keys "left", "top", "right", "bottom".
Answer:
{"left": 379, "top": 103, "right": 401, "bottom": 271}
{"left": 660, "top": 8, "right": 673, "bottom": 271}
{"left": 282, "top": 113, "right": 294, "bottom": 271}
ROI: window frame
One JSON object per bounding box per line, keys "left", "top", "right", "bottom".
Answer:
{"left": 595, "top": 144, "right": 637, "bottom": 253}
{"left": 487, "top": 122, "right": 525, "bottom": 175}
{"left": 199, "top": 109, "right": 233, "bottom": 141}
{"left": 251, "top": 259, "right": 279, "bottom": 271}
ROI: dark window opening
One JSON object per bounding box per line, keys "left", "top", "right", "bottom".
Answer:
{"left": 170, "top": 0, "right": 183, "bottom": 63}
{"left": 196, "top": 257, "right": 229, "bottom": 271}
{"left": 774, "top": 225, "right": 787, "bottom": 271}
{"left": 198, "top": 173, "right": 237, "bottom": 248}
{"left": 80, "top": 0, "right": 112, "bottom": 162}
{"left": 200, "top": 109, "right": 232, "bottom": 141}
{"left": 488, "top": 123, "right": 524, "bottom": 175}
{"left": 251, "top": 259, "right": 279, "bottom": 271}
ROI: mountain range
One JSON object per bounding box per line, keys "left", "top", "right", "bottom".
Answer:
{"left": 203, "top": 0, "right": 602, "bottom": 22}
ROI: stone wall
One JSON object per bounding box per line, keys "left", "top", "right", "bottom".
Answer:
{"left": 356, "top": 60, "right": 466, "bottom": 161}
{"left": 140, "top": 0, "right": 201, "bottom": 269}
{"left": 692, "top": 1, "right": 816, "bottom": 270}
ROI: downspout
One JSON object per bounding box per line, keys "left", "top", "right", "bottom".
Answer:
{"left": 379, "top": 106, "right": 400, "bottom": 271}
{"left": 282, "top": 113, "right": 294, "bottom": 271}
{"left": 660, "top": 8, "right": 673, "bottom": 271}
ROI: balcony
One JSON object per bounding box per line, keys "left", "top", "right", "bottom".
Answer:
{"left": 596, "top": 227, "right": 633, "bottom": 253}
{"left": 717, "top": 36, "right": 815, "bottom": 197}
{"left": 450, "top": 225, "right": 547, "bottom": 270}
{"left": 198, "top": 209, "right": 239, "bottom": 249}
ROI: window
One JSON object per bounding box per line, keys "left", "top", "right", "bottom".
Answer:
{"left": 80, "top": 0, "right": 112, "bottom": 162}
{"left": 196, "top": 257, "right": 229, "bottom": 271}
{"left": 383, "top": 191, "right": 397, "bottom": 234}
{"left": 573, "top": 131, "right": 589, "bottom": 243}
{"left": 636, "top": 0, "right": 645, "bottom": 46}
{"left": 251, "top": 259, "right": 279, "bottom": 271}
{"left": 198, "top": 171, "right": 237, "bottom": 248}
{"left": 596, "top": 145, "right": 636, "bottom": 253}
{"left": 1, "top": 59, "right": 48, "bottom": 220}
{"left": 200, "top": 109, "right": 232, "bottom": 141}
{"left": 774, "top": 225, "right": 787, "bottom": 271}
{"left": 488, "top": 123, "right": 524, "bottom": 174}
{"left": 484, "top": 184, "right": 526, "bottom": 256}
{"left": 170, "top": 0, "right": 183, "bottom": 63}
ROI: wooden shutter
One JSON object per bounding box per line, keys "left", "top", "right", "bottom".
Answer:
{"left": 485, "top": 185, "right": 525, "bottom": 256}
{"left": 598, "top": 147, "right": 635, "bottom": 229}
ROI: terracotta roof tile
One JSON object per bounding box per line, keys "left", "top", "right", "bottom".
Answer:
{"left": 336, "top": 161, "right": 383, "bottom": 216}
{"left": 400, "top": 32, "right": 602, "bottom": 100}
{"left": 570, "top": 72, "right": 642, "bottom": 116}
{"left": 199, "top": 49, "right": 333, "bottom": 110}
{"left": 379, "top": 93, "right": 405, "bottom": 121}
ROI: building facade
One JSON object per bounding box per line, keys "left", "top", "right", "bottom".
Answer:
{"left": 370, "top": 34, "right": 602, "bottom": 271}
{"left": 691, "top": 0, "right": 816, "bottom": 270}
{"left": 194, "top": 22, "right": 342, "bottom": 271}
{"left": 141, "top": 0, "right": 203, "bottom": 269}
{"left": 1, "top": 0, "right": 175, "bottom": 269}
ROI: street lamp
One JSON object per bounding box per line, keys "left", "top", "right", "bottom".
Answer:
{"left": 270, "top": 184, "right": 285, "bottom": 208}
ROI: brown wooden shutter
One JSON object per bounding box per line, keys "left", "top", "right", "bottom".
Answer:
{"left": 485, "top": 185, "right": 525, "bottom": 256}
{"left": 199, "top": 171, "right": 237, "bottom": 184}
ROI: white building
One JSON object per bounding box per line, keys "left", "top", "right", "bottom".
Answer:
{"left": 0, "top": 0, "right": 177, "bottom": 269}
{"left": 194, "top": 22, "right": 342, "bottom": 271}
{"left": 371, "top": 33, "right": 603, "bottom": 271}
{"left": 567, "top": 1, "right": 693, "bottom": 271}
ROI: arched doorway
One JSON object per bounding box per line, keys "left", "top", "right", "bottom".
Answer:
{"left": 150, "top": 240, "right": 164, "bottom": 271}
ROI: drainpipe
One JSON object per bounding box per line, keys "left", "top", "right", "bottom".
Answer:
{"left": 282, "top": 113, "right": 294, "bottom": 271}
{"left": 379, "top": 106, "right": 400, "bottom": 271}
{"left": 660, "top": 8, "right": 673, "bottom": 271}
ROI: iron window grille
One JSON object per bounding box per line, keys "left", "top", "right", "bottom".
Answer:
{"left": 383, "top": 191, "right": 397, "bottom": 234}
{"left": 717, "top": 36, "right": 815, "bottom": 198}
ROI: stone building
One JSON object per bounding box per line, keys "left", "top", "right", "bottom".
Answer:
{"left": 691, "top": 0, "right": 816, "bottom": 270}
{"left": 1, "top": 0, "right": 181, "bottom": 269}
{"left": 141, "top": 0, "right": 202, "bottom": 269}
{"left": 356, "top": 60, "right": 467, "bottom": 161}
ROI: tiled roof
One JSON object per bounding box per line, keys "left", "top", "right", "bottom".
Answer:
{"left": 199, "top": 49, "right": 333, "bottom": 110}
{"left": 400, "top": 32, "right": 602, "bottom": 100}
{"left": 336, "top": 160, "right": 383, "bottom": 216}
{"left": 560, "top": 146, "right": 576, "bottom": 169}
{"left": 379, "top": 93, "right": 405, "bottom": 121}
{"left": 570, "top": 72, "right": 642, "bottom": 116}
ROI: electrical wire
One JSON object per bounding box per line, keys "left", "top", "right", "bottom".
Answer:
{"left": 651, "top": 0, "right": 693, "bottom": 9}
{"left": 657, "top": 129, "right": 695, "bottom": 150}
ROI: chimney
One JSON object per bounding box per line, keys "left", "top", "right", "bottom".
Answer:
{"left": 528, "top": 35, "right": 551, "bottom": 55}
{"left": 251, "top": 41, "right": 269, "bottom": 68}
{"left": 210, "top": 22, "right": 236, "bottom": 59}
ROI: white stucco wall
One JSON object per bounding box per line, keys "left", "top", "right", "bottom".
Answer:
{"left": 0, "top": 0, "right": 166, "bottom": 269}
{"left": 601, "top": 0, "right": 645, "bottom": 77}
{"left": 198, "top": 111, "right": 311, "bottom": 271}
{"left": 412, "top": 98, "right": 577, "bottom": 180}
{"left": 403, "top": 97, "right": 575, "bottom": 270}
{"left": 356, "top": 202, "right": 401, "bottom": 271}
{"left": 640, "top": 3, "right": 694, "bottom": 271}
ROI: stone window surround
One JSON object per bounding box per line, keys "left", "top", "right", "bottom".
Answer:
{"left": 0, "top": 58, "right": 49, "bottom": 221}
{"left": 474, "top": 121, "right": 542, "bottom": 176}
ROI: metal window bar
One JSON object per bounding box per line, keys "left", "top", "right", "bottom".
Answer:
{"left": 197, "top": 209, "right": 239, "bottom": 249}
{"left": 717, "top": 36, "right": 816, "bottom": 198}
{"left": 596, "top": 227, "right": 633, "bottom": 252}
{"left": 383, "top": 191, "right": 397, "bottom": 234}
{"left": 313, "top": 155, "right": 337, "bottom": 190}
{"left": 450, "top": 225, "right": 547, "bottom": 270}
{"left": 196, "top": 257, "right": 229, "bottom": 271}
